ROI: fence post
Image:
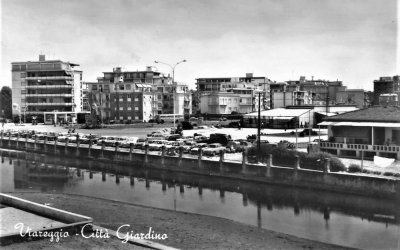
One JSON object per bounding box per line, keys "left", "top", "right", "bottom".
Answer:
{"left": 101, "top": 141, "right": 105, "bottom": 158}
{"left": 0, "top": 131, "right": 3, "bottom": 147}
{"left": 114, "top": 142, "right": 119, "bottom": 160}
{"left": 144, "top": 144, "right": 149, "bottom": 164}
{"left": 129, "top": 143, "right": 134, "bottom": 161}
{"left": 161, "top": 146, "right": 166, "bottom": 166}
{"left": 293, "top": 155, "right": 300, "bottom": 180}
{"left": 266, "top": 154, "right": 272, "bottom": 177}
{"left": 16, "top": 133, "right": 20, "bottom": 148}
{"left": 198, "top": 148, "right": 203, "bottom": 169}
{"left": 54, "top": 138, "right": 58, "bottom": 153}
{"left": 242, "top": 150, "right": 247, "bottom": 174}
{"left": 43, "top": 135, "right": 48, "bottom": 151}
{"left": 324, "top": 158, "right": 331, "bottom": 181}
{"left": 178, "top": 146, "right": 183, "bottom": 167}
{"left": 8, "top": 132, "right": 12, "bottom": 147}
{"left": 76, "top": 135, "right": 80, "bottom": 157}
{"left": 34, "top": 135, "right": 38, "bottom": 150}
{"left": 219, "top": 150, "right": 225, "bottom": 173}
{"left": 88, "top": 139, "right": 92, "bottom": 157}
{"left": 25, "top": 134, "right": 28, "bottom": 149}
{"left": 65, "top": 138, "right": 69, "bottom": 154}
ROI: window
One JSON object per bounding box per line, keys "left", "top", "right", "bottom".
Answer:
{"left": 126, "top": 84, "right": 131, "bottom": 90}
{"left": 128, "top": 116, "right": 132, "bottom": 120}
{"left": 135, "top": 107, "right": 139, "bottom": 110}
{"left": 128, "top": 107, "right": 132, "bottom": 111}
{"left": 120, "top": 116, "right": 124, "bottom": 120}
{"left": 21, "top": 90, "right": 26, "bottom": 94}
{"left": 21, "top": 99, "right": 25, "bottom": 103}
{"left": 127, "top": 98, "right": 131, "bottom": 101}
{"left": 119, "top": 85, "right": 125, "bottom": 90}
{"left": 134, "top": 97, "right": 139, "bottom": 102}
{"left": 135, "top": 116, "right": 139, "bottom": 120}
{"left": 20, "top": 72, "right": 26, "bottom": 78}
{"left": 104, "top": 85, "right": 110, "bottom": 91}
{"left": 119, "top": 98, "right": 123, "bottom": 102}
{"left": 21, "top": 81, "right": 26, "bottom": 86}
{"left": 158, "top": 95, "right": 162, "bottom": 100}
{"left": 92, "top": 85, "right": 98, "bottom": 91}
{"left": 119, "top": 107, "right": 123, "bottom": 111}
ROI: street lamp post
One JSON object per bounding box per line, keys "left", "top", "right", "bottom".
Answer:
{"left": 154, "top": 60, "right": 187, "bottom": 129}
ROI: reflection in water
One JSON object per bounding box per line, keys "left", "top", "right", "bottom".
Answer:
{"left": 0, "top": 150, "right": 399, "bottom": 249}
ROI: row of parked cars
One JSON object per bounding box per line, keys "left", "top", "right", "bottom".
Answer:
{"left": 1, "top": 129, "right": 255, "bottom": 156}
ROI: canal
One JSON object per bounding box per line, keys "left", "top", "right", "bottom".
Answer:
{"left": 0, "top": 150, "right": 399, "bottom": 249}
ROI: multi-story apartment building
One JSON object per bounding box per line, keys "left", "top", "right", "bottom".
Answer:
{"left": 286, "top": 76, "right": 345, "bottom": 105}
{"left": 272, "top": 90, "right": 313, "bottom": 109}
{"left": 88, "top": 67, "right": 191, "bottom": 124}
{"left": 196, "top": 73, "right": 270, "bottom": 114}
{"left": 11, "top": 55, "right": 83, "bottom": 123}
{"left": 373, "top": 76, "right": 400, "bottom": 106}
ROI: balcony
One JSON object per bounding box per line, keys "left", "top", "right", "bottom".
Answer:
{"left": 26, "top": 85, "right": 73, "bottom": 89}
{"left": 26, "top": 94, "right": 73, "bottom": 97}
{"left": 26, "top": 103, "right": 75, "bottom": 106}
{"left": 26, "top": 76, "right": 74, "bottom": 81}
{"left": 320, "top": 142, "right": 400, "bottom": 155}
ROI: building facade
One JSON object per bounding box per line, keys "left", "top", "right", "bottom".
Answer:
{"left": 88, "top": 66, "right": 191, "bottom": 124}
{"left": 373, "top": 76, "right": 400, "bottom": 106}
{"left": 196, "top": 73, "right": 270, "bottom": 114}
{"left": 11, "top": 55, "right": 83, "bottom": 123}
{"left": 319, "top": 106, "right": 400, "bottom": 160}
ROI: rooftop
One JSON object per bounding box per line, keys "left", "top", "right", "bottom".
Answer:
{"left": 325, "top": 106, "right": 400, "bottom": 123}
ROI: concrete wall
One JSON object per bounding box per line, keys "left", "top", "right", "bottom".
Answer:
{"left": 1, "top": 136, "right": 399, "bottom": 200}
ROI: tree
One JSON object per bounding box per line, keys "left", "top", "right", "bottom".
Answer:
{"left": 0, "top": 86, "right": 12, "bottom": 119}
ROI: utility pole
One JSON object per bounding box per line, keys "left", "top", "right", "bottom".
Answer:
{"left": 154, "top": 60, "right": 187, "bottom": 129}
{"left": 257, "top": 92, "right": 261, "bottom": 162}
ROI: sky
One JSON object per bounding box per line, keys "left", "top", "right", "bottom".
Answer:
{"left": 1, "top": 0, "right": 399, "bottom": 91}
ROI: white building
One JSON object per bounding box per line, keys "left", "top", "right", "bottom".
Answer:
{"left": 11, "top": 55, "right": 83, "bottom": 123}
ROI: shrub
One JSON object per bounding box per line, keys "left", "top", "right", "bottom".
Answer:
{"left": 394, "top": 173, "right": 400, "bottom": 178}
{"left": 383, "top": 172, "right": 395, "bottom": 177}
{"left": 348, "top": 164, "right": 362, "bottom": 173}
{"left": 299, "top": 151, "right": 345, "bottom": 172}
{"left": 362, "top": 168, "right": 371, "bottom": 174}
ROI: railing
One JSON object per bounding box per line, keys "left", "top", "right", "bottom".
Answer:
{"left": 320, "top": 142, "right": 400, "bottom": 153}
{"left": 25, "top": 94, "right": 73, "bottom": 97}
{"left": 26, "top": 85, "right": 73, "bottom": 89}
{"left": 26, "top": 76, "right": 74, "bottom": 80}
{"left": 25, "top": 103, "right": 75, "bottom": 106}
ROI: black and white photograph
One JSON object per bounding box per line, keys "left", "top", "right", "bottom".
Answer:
{"left": 0, "top": 0, "right": 399, "bottom": 249}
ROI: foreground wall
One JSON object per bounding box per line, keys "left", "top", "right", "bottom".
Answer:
{"left": 1, "top": 136, "right": 399, "bottom": 200}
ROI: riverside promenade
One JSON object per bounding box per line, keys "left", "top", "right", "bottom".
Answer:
{"left": 1, "top": 130, "right": 399, "bottom": 200}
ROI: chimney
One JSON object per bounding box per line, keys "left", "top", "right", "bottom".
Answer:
{"left": 39, "top": 54, "right": 46, "bottom": 61}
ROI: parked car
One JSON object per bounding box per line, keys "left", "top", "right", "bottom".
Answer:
{"left": 196, "top": 126, "right": 209, "bottom": 130}
{"left": 120, "top": 137, "right": 139, "bottom": 148}
{"left": 181, "top": 140, "right": 197, "bottom": 153}
{"left": 203, "top": 143, "right": 226, "bottom": 156}
{"left": 80, "top": 134, "right": 99, "bottom": 144}
{"left": 46, "top": 133, "right": 57, "bottom": 141}
{"left": 166, "top": 134, "right": 182, "bottom": 141}
{"left": 190, "top": 143, "right": 208, "bottom": 155}
{"left": 209, "top": 133, "right": 232, "bottom": 146}
{"left": 97, "top": 136, "right": 111, "bottom": 146}
{"left": 148, "top": 140, "right": 168, "bottom": 151}
{"left": 57, "top": 132, "right": 70, "bottom": 142}
{"left": 133, "top": 138, "right": 147, "bottom": 149}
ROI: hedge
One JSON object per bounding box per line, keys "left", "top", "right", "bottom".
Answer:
{"left": 247, "top": 145, "right": 346, "bottom": 172}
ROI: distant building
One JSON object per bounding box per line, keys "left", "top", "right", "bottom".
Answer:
{"left": 335, "top": 89, "right": 365, "bottom": 108}
{"left": 272, "top": 90, "right": 313, "bottom": 109}
{"left": 319, "top": 106, "right": 400, "bottom": 160}
{"left": 88, "top": 66, "right": 191, "bottom": 124}
{"left": 243, "top": 108, "right": 313, "bottom": 129}
{"left": 373, "top": 76, "right": 400, "bottom": 105}
{"left": 11, "top": 55, "right": 83, "bottom": 123}
{"left": 196, "top": 73, "right": 270, "bottom": 114}
{"left": 379, "top": 93, "right": 398, "bottom": 106}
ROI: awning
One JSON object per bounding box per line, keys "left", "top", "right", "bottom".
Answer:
{"left": 328, "top": 122, "right": 400, "bottom": 128}
{"left": 318, "top": 121, "right": 335, "bottom": 126}
{"left": 315, "top": 111, "right": 338, "bottom": 117}
{"left": 273, "top": 116, "right": 294, "bottom": 120}
{"left": 136, "top": 84, "right": 152, "bottom": 88}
